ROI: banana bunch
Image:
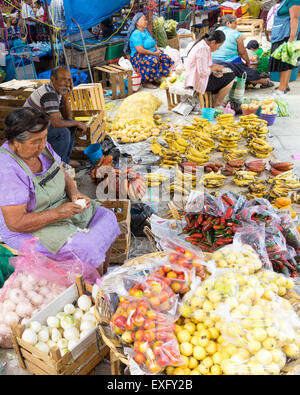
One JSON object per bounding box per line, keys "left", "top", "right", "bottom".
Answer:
{"left": 241, "top": 124, "right": 269, "bottom": 141}
{"left": 233, "top": 170, "right": 257, "bottom": 187}
{"left": 164, "top": 181, "right": 192, "bottom": 196}
{"left": 161, "top": 131, "right": 189, "bottom": 154}
{"left": 201, "top": 170, "right": 227, "bottom": 188}
{"left": 160, "top": 151, "right": 182, "bottom": 168}
{"left": 238, "top": 114, "right": 267, "bottom": 127}
{"left": 268, "top": 170, "right": 300, "bottom": 192}
{"left": 217, "top": 129, "right": 241, "bottom": 151}
{"left": 248, "top": 137, "right": 274, "bottom": 158}
{"left": 191, "top": 116, "right": 213, "bottom": 133}
{"left": 181, "top": 125, "right": 196, "bottom": 139}
{"left": 247, "top": 179, "right": 268, "bottom": 199}
{"left": 185, "top": 146, "right": 211, "bottom": 165}
{"left": 290, "top": 191, "right": 300, "bottom": 204}
{"left": 189, "top": 134, "right": 216, "bottom": 152}
{"left": 151, "top": 141, "right": 167, "bottom": 156}
{"left": 216, "top": 113, "right": 235, "bottom": 124}
{"left": 222, "top": 149, "right": 248, "bottom": 162}
{"left": 145, "top": 173, "right": 169, "bottom": 187}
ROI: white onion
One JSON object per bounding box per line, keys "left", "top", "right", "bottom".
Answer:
{"left": 35, "top": 342, "right": 50, "bottom": 355}
{"left": 75, "top": 199, "right": 86, "bottom": 209}
{"left": 51, "top": 328, "right": 62, "bottom": 343}
{"left": 47, "top": 316, "right": 60, "bottom": 328}
{"left": 21, "top": 280, "right": 34, "bottom": 293}
{"left": 4, "top": 311, "right": 19, "bottom": 326}
{"left": 64, "top": 327, "right": 79, "bottom": 340}
{"left": 0, "top": 324, "right": 10, "bottom": 336}
{"left": 89, "top": 306, "right": 95, "bottom": 314}
{"left": 30, "top": 321, "right": 41, "bottom": 333}
{"left": 38, "top": 328, "right": 49, "bottom": 342}
{"left": 7, "top": 288, "right": 24, "bottom": 304}
{"left": 39, "top": 286, "right": 50, "bottom": 297}
{"left": 64, "top": 304, "right": 75, "bottom": 315}
{"left": 27, "top": 291, "right": 44, "bottom": 306}
{"left": 77, "top": 295, "right": 92, "bottom": 311}
{"left": 73, "top": 308, "right": 83, "bottom": 320}
{"left": 57, "top": 338, "right": 68, "bottom": 349}
{"left": 38, "top": 279, "right": 48, "bottom": 287}
{"left": 59, "top": 347, "right": 68, "bottom": 356}
{"left": 82, "top": 312, "right": 97, "bottom": 324}
{"left": 27, "top": 274, "right": 36, "bottom": 284}
{"left": 60, "top": 314, "right": 75, "bottom": 329}
{"left": 2, "top": 300, "right": 16, "bottom": 314}
{"left": 22, "top": 328, "right": 38, "bottom": 345}
{"left": 80, "top": 320, "right": 96, "bottom": 332}
{"left": 56, "top": 312, "right": 66, "bottom": 320}
{"left": 16, "top": 302, "right": 33, "bottom": 318}
{"left": 47, "top": 340, "right": 56, "bottom": 348}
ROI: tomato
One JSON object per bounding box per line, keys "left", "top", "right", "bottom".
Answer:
{"left": 134, "top": 352, "right": 146, "bottom": 365}
{"left": 143, "top": 330, "right": 156, "bottom": 343}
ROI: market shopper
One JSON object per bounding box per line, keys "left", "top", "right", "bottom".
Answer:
{"left": 0, "top": 108, "right": 121, "bottom": 276}
{"left": 269, "top": 0, "right": 300, "bottom": 94}
{"left": 24, "top": 66, "right": 87, "bottom": 167}
{"left": 124, "top": 13, "right": 174, "bottom": 89}
{"left": 184, "top": 30, "right": 235, "bottom": 108}
{"left": 212, "top": 15, "right": 274, "bottom": 87}
{"left": 21, "top": 0, "right": 37, "bottom": 43}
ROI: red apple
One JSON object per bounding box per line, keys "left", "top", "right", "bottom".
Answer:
{"left": 153, "top": 340, "right": 164, "bottom": 355}
{"left": 143, "top": 318, "right": 155, "bottom": 330}
{"left": 146, "top": 310, "right": 156, "bottom": 320}
{"left": 167, "top": 271, "right": 177, "bottom": 279}
{"left": 143, "top": 330, "right": 156, "bottom": 343}
{"left": 134, "top": 352, "right": 146, "bottom": 365}
{"left": 150, "top": 296, "right": 160, "bottom": 307}
{"left": 171, "top": 282, "right": 182, "bottom": 293}
{"left": 114, "top": 315, "right": 126, "bottom": 329}
{"left": 159, "top": 290, "right": 169, "bottom": 303}
{"left": 135, "top": 330, "right": 144, "bottom": 341}
{"left": 137, "top": 305, "right": 147, "bottom": 316}
{"left": 146, "top": 360, "right": 161, "bottom": 374}
{"left": 132, "top": 314, "right": 145, "bottom": 327}
{"left": 168, "top": 253, "right": 178, "bottom": 263}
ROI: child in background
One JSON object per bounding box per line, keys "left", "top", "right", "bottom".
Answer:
{"left": 246, "top": 40, "right": 269, "bottom": 76}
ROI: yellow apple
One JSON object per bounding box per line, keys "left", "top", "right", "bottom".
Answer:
{"left": 202, "top": 356, "right": 213, "bottom": 369}
{"left": 251, "top": 327, "right": 267, "bottom": 342}
{"left": 193, "top": 345, "right": 206, "bottom": 361}
{"left": 198, "top": 362, "right": 210, "bottom": 375}
{"left": 212, "top": 351, "right": 223, "bottom": 365}
{"left": 247, "top": 339, "right": 262, "bottom": 354}
{"left": 265, "top": 362, "right": 280, "bottom": 375}
{"left": 262, "top": 338, "right": 277, "bottom": 351}
{"left": 179, "top": 304, "right": 192, "bottom": 318}
{"left": 184, "top": 322, "right": 196, "bottom": 335}
{"left": 165, "top": 366, "right": 174, "bottom": 375}
{"left": 255, "top": 349, "right": 272, "bottom": 365}
{"left": 180, "top": 342, "right": 193, "bottom": 357}
{"left": 193, "top": 309, "right": 207, "bottom": 322}
{"left": 188, "top": 356, "right": 198, "bottom": 370}
{"left": 210, "top": 364, "right": 222, "bottom": 375}
{"left": 190, "top": 296, "right": 203, "bottom": 309}
{"left": 224, "top": 344, "right": 238, "bottom": 357}
{"left": 283, "top": 344, "right": 299, "bottom": 358}
{"left": 208, "top": 327, "right": 220, "bottom": 340}
{"left": 177, "top": 329, "right": 191, "bottom": 343}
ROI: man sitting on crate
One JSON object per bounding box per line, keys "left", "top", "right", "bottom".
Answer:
{"left": 24, "top": 66, "right": 87, "bottom": 167}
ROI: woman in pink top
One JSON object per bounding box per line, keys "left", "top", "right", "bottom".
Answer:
{"left": 184, "top": 30, "right": 235, "bottom": 107}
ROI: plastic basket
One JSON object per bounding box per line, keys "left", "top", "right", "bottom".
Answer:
{"left": 201, "top": 107, "right": 215, "bottom": 121}
{"left": 84, "top": 143, "right": 103, "bottom": 163}
{"left": 270, "top": 67, "right": 299, "bottom": 82}
{"left": 259, "top": 112, "right": 277, "bottom": 126}
{"left": 242, "top": 107, "right": 259, "bottom": 116}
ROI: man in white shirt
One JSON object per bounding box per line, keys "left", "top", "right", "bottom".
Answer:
{"left": 21, "top": 0, "right": 37, "bottom": 43}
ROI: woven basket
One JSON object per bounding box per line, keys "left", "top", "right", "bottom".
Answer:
{"left": 94, "top": 251, "right": 213, "bottom": 374}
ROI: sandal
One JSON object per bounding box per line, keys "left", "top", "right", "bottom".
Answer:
{"left": 275, "top": 86, "right": 290, "bottom": 92}
{"left": 260, "top": 81, "right": 274, "bottom": 88}
{"left": 142, "top": 83, "right": 157, "bottom": 89}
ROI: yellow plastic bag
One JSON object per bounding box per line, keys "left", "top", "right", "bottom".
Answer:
{"left": 112, "top": 92, "right": 162, "bottom": 130}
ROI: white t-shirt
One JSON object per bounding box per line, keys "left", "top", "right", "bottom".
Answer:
{"left": 35, "top": 7, "right": 44, "bottom": 20}
{"left": 21, "top": 3, "right": 36, "bottom": 25}
{"left": 266, "top": 4, "right": 280, "bottom": 31}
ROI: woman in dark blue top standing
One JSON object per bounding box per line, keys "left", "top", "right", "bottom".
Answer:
{"left": 269, "top": 0, "right": 300, "bottom": 94}
{"left": 124, "top": 13, "right": 174, "bottom": 89}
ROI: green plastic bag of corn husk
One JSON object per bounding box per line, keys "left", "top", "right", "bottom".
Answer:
{"left": 275, "top": 97, "right": 290, "bottom": 117}
{"left": 271, "top": 41, "right": 300, "bottom": 66}
{"left": 0, "top": 245, "right": 14, "bottom": 288}
{"left": 164, "top": 19, "right": 178, "bottom": 38}
{"left": 153, "top": 17, "right": 168, "bottom": 48}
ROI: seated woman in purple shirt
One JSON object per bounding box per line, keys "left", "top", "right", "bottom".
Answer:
{"left": 0, "top": 108, "right": 120, "bottom": 277}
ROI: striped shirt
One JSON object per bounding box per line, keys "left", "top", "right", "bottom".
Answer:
{"left": 24, "top": 82, "right": 63, "bottom": 115}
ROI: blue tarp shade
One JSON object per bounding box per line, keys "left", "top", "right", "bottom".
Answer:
{"left": 63, "top": 0, "right": 130, "bottom": 33}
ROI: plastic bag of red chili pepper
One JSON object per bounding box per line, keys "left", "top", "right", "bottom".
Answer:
{"left": 235, "top": 204, "right": 280, "bottom": 227}
{"left": 233, "top": 223, "right": 273, "bottom": 270}
{"left": 278, "top": 213, "right": 300, "bottom": 250}
{"left": 160, "top": 237, "right": 208, "bottom": 279}
{"left": 219, "top": 191, "right": 247, "bottom": 217}
{"left": 185, "top": 191, "right": 226, "bottom": 217}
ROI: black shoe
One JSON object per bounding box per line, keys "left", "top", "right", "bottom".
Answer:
{"left": 275, "top": 86, "right": 291, "bottom": 92}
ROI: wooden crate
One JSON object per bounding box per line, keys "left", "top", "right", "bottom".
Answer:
{"left": 65, "top": 46, "right": 106, "bottom": 69}
{"left": 99, "top": 199, "right": 131, "bottom": 264}
{"left": 93, "top": 64, "right": 133, "bottom": 100}
{"left": 71, "top": 109, "right": 106, "bottom": 160}
{"left": 166, "top": 88, "right": 213, "bottom": 110}
{"left": 191, "top": 24, "right": 209, "bottom": 40}
{"left": 236, "top": 19, "right": 263, "bottom": 38}
{"left": 70, "top": 83, "right": 105, "bottom": 112}
{"left": 10, "top": 275, "right": 109, "bottom": 375}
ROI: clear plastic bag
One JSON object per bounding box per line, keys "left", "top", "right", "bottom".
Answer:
{"left": 185, "top": 191, "right": 226, "bottom": 217}
{"left": 110, "top": 297, "right": 183, "bottom": 374}
{"left": 233, "top": 224, "right": 273, "bottom": 270}
{"left": 160, "top": 237, "right": 208, "bottom": 279}
{"left": 212, "top": 241, "right": 263, "bottom": 275}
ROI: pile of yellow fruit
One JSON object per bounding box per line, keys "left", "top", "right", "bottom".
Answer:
{"left": 166, "top": 265, "right": 299, "bottom": 375}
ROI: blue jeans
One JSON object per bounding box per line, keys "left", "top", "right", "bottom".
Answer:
{"left": 47, "top": 124, "right": 76, "bottom": 163}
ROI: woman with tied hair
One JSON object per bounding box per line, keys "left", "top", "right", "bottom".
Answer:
{"left": 212, "top": 15, "right": 274, "bottom": 88}
{"left": 0, "top": 108, "right": 120, "bottom": 277}
{"left": 184, "top": 30, "right": 236, "bottom": 108}
{"left": 124, "top": 13, "right": 174, "bottom": 89}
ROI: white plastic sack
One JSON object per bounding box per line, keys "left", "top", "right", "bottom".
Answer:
{"left": 118, "top": 57, "right": 141, "bottom": 92}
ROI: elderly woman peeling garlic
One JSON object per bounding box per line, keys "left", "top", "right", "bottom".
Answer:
{"left": 0, "top": 108, "right": 121, "bottom": 276}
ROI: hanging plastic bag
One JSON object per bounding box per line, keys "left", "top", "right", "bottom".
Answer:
{"left": 229, "top": 72, "right": 247, "bottom": 104}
